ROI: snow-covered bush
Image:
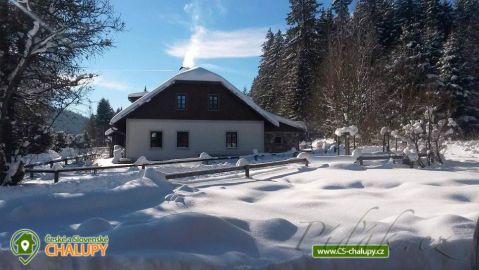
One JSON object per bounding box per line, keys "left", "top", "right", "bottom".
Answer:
{"left": 397, "top": 107, "right": 458, "bottom": 164}
{"left": 380, "top": 127, "right": 391, "bottom": 135}
{"left": 334, "top": 125, "right": 358, "bottom": 137}
{"left": 311, "top": 139, "right": 323, "bottom": 150}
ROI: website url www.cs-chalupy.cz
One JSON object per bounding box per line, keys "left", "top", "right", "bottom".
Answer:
{"left": 312, "top": 245, "right": 389, "bottom": 258}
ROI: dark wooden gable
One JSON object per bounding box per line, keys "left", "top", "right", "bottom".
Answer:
{"left": 127, "top": 81, "right": 266, "bottom": 121}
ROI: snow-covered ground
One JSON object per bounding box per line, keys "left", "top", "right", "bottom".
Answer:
{"left": 1, "top": 141, "right": 478, "bottom": 269}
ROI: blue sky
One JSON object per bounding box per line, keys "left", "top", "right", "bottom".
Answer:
{"left": 78, "top": 0, "right": 331, "bottom": 115}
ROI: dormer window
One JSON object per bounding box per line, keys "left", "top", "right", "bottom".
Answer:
{"left": 176, "top": 94, "right": 186, "bottom": 110}
{"left": 208, "top": 95, "right": 219, "bottom": 111}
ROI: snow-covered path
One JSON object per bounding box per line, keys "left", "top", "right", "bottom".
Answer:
{"left": 1, "top": 141, "right": 478, "bottom": 269}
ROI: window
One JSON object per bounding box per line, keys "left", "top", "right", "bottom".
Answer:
{"left": 274, "top": 136, "right": 282, "bottom": 144}
{"left": 176, "top": 94, "right": 186, "bottom": 110}
{"left": 150, "top": 131, "right": 162, "bottom": 148}
{"left": 226, "top": 132, "right": 238, "bottom": 148}
{"left": 177, "top": 131, "right": 189, "bottom": 148}
{"left": 208, "top": 95, "right": 219, "bottom": 111}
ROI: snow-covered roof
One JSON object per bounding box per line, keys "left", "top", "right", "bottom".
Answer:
{"left": 128, "top": 91, "right": 148, "bottom": 98}
{"left": 110, "top": 67, "right": 305, "bottom": 130}
{"left": 266, "top": 112, "right": 306, "bottom": 130}
{"left": 105, "top": 127, "right": 117, "bottom": 136}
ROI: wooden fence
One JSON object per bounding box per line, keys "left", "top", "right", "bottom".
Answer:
{"left": 26, "top": 155, "right": 307, "bottom": 183}
{"left": 357, "top": 153, "right": 430, "bottom": 168}
{"left": 166, "top": 158, "right": 308, "bottom": 180}
{"left": 24, "top": 153, "right": 99, "bottom": 168}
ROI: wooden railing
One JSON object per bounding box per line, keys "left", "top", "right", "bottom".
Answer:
{"left": 24, "top": 153, "right": 99, "bottom": 168}
{"left": 357, "top": 153, "right": 430, "bottom": 168}
{"left": 26, "top": 156, "right": 308, "bottom": 183}
{"left": 166, "top": 158, "right": 309, "bottom": 180}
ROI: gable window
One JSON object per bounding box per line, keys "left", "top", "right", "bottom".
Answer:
{"left": 150, "top": 131, "right": 162, "bottom": 148}
{"left": 208, "top": 95, "right": 219, "bottom": 111}
{"left": 176, "top": 94, "right": 187, "bottom": 110}
{"left": 274, "top": 136, "right": 282, "bottom": 144}
{"left": 177, "top": 131, "right": 189, "bottom": 148}
{"left": 226, "top": 132, "right": 238, "bottom": 148}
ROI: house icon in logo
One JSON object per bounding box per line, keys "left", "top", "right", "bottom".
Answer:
{"left": 10, "top": 229, "right": 41, "bottom": 265}
{"left": 14, "top": 233, "right": 35, "bottom": 255}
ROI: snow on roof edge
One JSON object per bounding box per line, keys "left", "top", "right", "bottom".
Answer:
{"left": 128, "top": 92, "right": 148, "bottom": 98}
{"left": 105, "top": 127, "right": 117, "bottom": 136}
{"left": 267, "top": 112, "right": 307, "bottom": 130}
{"left": 110, "top": 67, "right": 284, "bottom": 127}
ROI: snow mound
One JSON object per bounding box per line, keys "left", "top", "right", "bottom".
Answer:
{"left": 297, "top": 152, "right": 312, "bottom": 163}
{"left": 329, "top": 162, "right": 366, "bottom": 171}
{"left": 352, "top": 149, "right": 362, "bottom": 158}
{"left": 165, "top": 193, "right": 185, "bottom": 204}
{"left": 143, "top": 168, "right": 173, "bottom": 190}
{"left": 76, "top": 217, "right": 113, "bottom": 235}
{"left": 199, "top": 152, "right": 211, "bottom": 159}
{"left": 250, "top": 218, "right": 297, "bottom": 241}
{"left": 108, "top": 212, "right": 259, "bottom": 257}
{"left": 176, "top": 185, "right": 198, "bottom": 193}
{"left": 236, "top": 158, "right": 249, "bottom": 167}
{"left": 134, "top": 156, "right": 150, "bottom": 165}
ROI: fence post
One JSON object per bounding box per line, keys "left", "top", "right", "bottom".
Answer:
{"left": 64, "top": 159, "right": 68, "bottom": 165}
{"left": 337, "top": 136, "right": 340, "bottom": 155}
{"left": 50, "top": 161, "right": 53, "bottom": 168}
{"left": 473, "top": 216, "right": 479, "bottom": 270}
{"left": 245, "top": 165, "right": 250, "bottom": 178}
{"left": 54, "top": 171, "right": 59, "bottom": 183}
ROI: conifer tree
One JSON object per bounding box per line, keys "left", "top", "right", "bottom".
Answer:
{"left": 280, "top": 0, "right": 321, "bottom": 120}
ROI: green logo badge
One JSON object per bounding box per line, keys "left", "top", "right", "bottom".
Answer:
{"left": 10, "top": 229, "right": 41, "bottom": 265}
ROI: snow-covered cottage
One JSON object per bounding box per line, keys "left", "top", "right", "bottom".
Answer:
{"left": 106, "top": 67, "right": 306, "bottom": 160}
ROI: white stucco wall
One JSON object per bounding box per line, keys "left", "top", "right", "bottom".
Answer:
{"left": 125, "top": 119, "right": 264, "bottom": 160}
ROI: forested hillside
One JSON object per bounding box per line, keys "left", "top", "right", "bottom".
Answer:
{"left": 51, "top": 110, "right": 88, "bottom": 134}
{"left": 251, "top": 0, "right": 479, "bottom": 139}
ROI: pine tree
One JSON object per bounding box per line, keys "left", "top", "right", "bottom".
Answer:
{"left": 438, "top": 32, "right": 479, "bottom": 131}
{"left": 332, "top": 0, "right": 352, "bottom": 20}
{"left": 251, "top": 29, "right": 275, "bottom": 110}
{"left": 269, "top": 30, "right": 285, "bottom": 112}
{"left": 280, "top": 0, "right": 321, "bottom": 120}
{"left": 96, "top": 98, "right": 114, "bottom": 129}
{"left": 421, "top": 0, "right": 448, "bottom": 68}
